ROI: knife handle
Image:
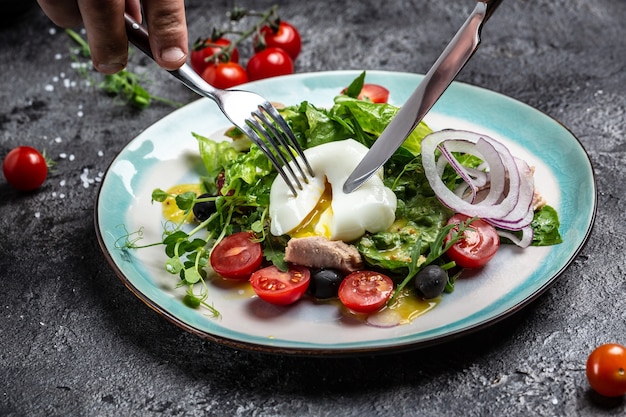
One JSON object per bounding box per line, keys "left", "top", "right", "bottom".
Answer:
{"left": 481, "top": 0, "right": 504, "bottom": 22}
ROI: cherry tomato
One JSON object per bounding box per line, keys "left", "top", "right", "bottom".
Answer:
{"left": 210, "top": 232, "right": 263, "bottom": 280}
{"left": 2, "top": 146, "right": 48, "bottom": 191}
{"left": 253, "top": 21, "right": 302, "bottom": 60}
{"left": 200, "top": 62, "right": 248, "bottom": 89}
{"left": 341, "top": 83, "right": 390, "bottom": 103}
{"left": 444, "top": 214, "right": 500, "bottom": 269}
{"left": 191, "top": 38, "right": 239, "bottom": 74}
{"left": 338, "top": 271, "right": 394, "bottom": 314}
{"left": 586, "top": 343, "right": 626, "bottom": 397}
{"left": 250, "top": 265, "right": 310, "bottom": 306}
{"left": 246, "top": 47, "right": 294, "bottom": 81}
{"left": 358, "top": 84, "right": 390, "bottom": 103}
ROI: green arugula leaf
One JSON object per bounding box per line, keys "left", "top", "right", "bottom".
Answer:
{"left": 343, "top": 71, "right": 366, "bottom": 98}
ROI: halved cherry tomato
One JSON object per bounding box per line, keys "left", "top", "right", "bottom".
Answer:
{"left": 250, "top": 265, "right": 310, "bottom": 306}
{"left": 191, "top": 38, "right": 239, "bottom": 74}
{"left": 200, "top": 62, "right": 248, "bottom": 89}
{"left": 338, "top": 270, "right": 394, "bottom": 314}
{"left": 253, "top": 21, "right": 302, "bottom": 60}
{"left": 586, "top": 343, "right": 626, "bottom": 397}
{"left": 341, "top": 83, "right": 390, "bottom": 103}
{"left": 210, "top": 232, "right": 263, "bottom": 280}
{"left": 2, "top": 146, "right": 48, "bottom": 191}
{"left": 356, "top": 84, "right": 390, "bottom": 103}
{"left": 444, "top": 214, "right": 500, "bottom": 269}
{"left": 246, "top": 47, "right": 294, "bottom": 81}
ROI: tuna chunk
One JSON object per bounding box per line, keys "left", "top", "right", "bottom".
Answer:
{"left": 284, "top": 236, "right": 363, "bottom": 272}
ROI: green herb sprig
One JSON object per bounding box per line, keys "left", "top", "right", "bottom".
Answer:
{"left": 388, "top": 216, "right": 476, "bottom": 305}
{"left": 65, "top": 29, "right": 182, "bottom": 109}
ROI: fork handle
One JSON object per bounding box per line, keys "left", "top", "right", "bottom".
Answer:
{"left": 123, "top": 13, "right": 221, "bottom": 102}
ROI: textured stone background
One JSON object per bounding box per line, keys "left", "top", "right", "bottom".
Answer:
{"left": 1, "top": 0, "right": 625, "bottom": 415}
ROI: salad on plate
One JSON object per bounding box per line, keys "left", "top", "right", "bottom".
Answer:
{"left": 120, "top": 72, "right": 562, "bottom": 327}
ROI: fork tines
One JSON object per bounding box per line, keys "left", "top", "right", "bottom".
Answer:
{"left": 244, "top": 103, "right": 314, "bottom": 196}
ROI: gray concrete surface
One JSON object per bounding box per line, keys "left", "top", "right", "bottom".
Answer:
{"left": 1, "top": 0, "right": 625, "bottom": 415}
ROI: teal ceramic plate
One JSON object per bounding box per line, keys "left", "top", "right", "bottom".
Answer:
{"left": 95, "top": 70, "right": 596, "bottom": 355}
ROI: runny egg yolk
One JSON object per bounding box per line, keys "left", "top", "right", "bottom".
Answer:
{"left": 269, "top": 139, "right": 397, "bottom": 242}
{"left": 290, "top": 180, "right": 333, "bottom": 238}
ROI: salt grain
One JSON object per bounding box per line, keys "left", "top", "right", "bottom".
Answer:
{"left": 97, "top": 150, "right": 104, "bottom": 157}
{"left": 69, "top": 154, "right": 75, "bottom": 161}
{"left": 59, "top": 153, "right": 67, "bottom": 159}
{"left": 54, "top": 137, "right": 62, "bottom": 143}
{"left": 60, "top": 180, "right": 66, "bottom": 187}
{"left": 70, "top": 62, "right": 89, "bottom": 70}
{"left": 77, "top": 111, "right": 84, "bottom": 117}
{"left": 48, "top": 28, "right": 56, "bottom": 35}
{"left": 80, "top": 168, "right": 95, "bottom": 188}
{"left": 54, "top": 53, "right": 62, "bottom": 60}
{"left": 34, "top": 212, "right": 41, "bottom": 218}
{"left": 45, "top": 85, "right": 54, "bottom": 92}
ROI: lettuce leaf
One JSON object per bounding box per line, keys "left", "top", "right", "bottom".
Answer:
{"left": 279, "top": 94, "right": 432, "bottom": 158}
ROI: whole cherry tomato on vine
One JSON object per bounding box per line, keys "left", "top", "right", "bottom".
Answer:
{"left": 586, "top": 343, "right": 626, "bottom": 397}
{"left": 246, "top": 47, "right": 294, "bottom": 81}
{"left": 254, "top": 21, "right": 301, "bottom": 60}
{"left": 201, "top": 62, "right": 249, "bottom": 89}
{"left": 191, "top": 38, "right": 239, "bottom": 74}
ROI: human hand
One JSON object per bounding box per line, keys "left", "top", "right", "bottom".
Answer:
{"left": 37, "top": 0, "right": 188, "bottom": 74}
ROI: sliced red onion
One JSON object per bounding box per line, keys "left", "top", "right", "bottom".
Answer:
{"left": 498, "top": 226, "right": 534, "bottom": 248}
{"left": 421, "top": 129, "right": 536, "bottom": 248}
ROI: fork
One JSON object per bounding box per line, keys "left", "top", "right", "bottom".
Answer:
{"left": 123, "top": 14, "right": 314, "bottom": 196}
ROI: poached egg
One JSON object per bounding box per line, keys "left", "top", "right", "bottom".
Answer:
{"left": 269, "top": 139, "right": 397, "bottom": 242}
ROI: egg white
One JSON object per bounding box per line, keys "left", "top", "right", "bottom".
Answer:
{"left": 269, "top": 139, "right": 397, "bottom": 242}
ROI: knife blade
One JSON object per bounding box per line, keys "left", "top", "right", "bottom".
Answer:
{"left": 343, "top": 0, "right": 502, "bottom": 193}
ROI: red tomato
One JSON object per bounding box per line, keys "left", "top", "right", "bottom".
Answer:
{"left": 201, "top": 62, "right": 249, "bottom": 89}
{"left": 444, "top": 214, "right": 500, "bottom": 269}
{"left": 210, "top": 232, "right": 263, "bottom": 280}
{"left": 254, "top": 21, "right": 301, "bottom": 60}
{"left": 586, "top": 344, "right": 626, "bottom": 397}
{"left": 2, "top": 146, "right": 48, "bottom": 191}
{"left": 191, "top": 38, "right": 239, "bottom": 74}
{"left": 341, "top": 83, "right": 390, "bottom": 103}
{"left": 358, "top": 84, "right": 390, "bottom": 103}
{"left": 250, "top": 265, "right": 310, "bottom": 306}
{"left": 338, "top": 271, "right": 394, "bottom": 314}
{"left": 246, "top": 47, "right": 294, "bottom": 81}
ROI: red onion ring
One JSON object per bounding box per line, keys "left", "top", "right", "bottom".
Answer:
{"left": 421, "top": 130, "right": 535, "bottom": 248}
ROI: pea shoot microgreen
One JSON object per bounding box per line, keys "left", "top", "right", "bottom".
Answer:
{"left": 114, "top": 188, "right": 222, "bottom": 317}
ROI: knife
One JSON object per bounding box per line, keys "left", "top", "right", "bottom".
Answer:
{"left": 343, "top": 0, "right": 503, "bottom": 193}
